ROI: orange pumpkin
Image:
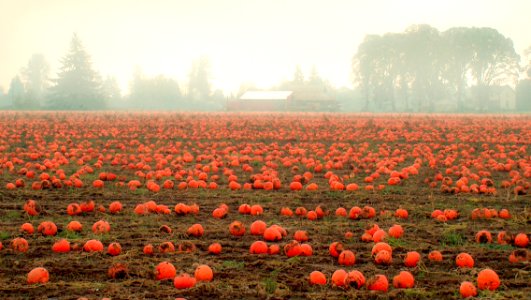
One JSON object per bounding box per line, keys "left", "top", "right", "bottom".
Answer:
{"left": 158, "top": 241, "right": 175, "bottom": 253}
{"left": 20, "top": 223, "right": 34, "bottom": 235}
{"left": 67, "top": 203, "right": 82, "bottom": 216}
{"left": 107, "top": 242, "right": 122, "bottom": 256}
{"left": 194, "top": 264, "right": 213, "bottom": 282}
{"left": 108, "top": 263, "right": 128, "bottom": 279}
{"left": 12, "top": 237, "right": 29, "bottom": 253}
{"left": 66, "top": 221, "right": 83, "bottom": 232}
{"left": 388, "top": 224, "right": 403, "bottom": 238}
{"left": 173, "top": 273, "right": 196, "bottom": 289}
{"left": 250, "top": 204, "right": 263, "bottom": 216}
{"left": 83, "top": 239, "right": 104, "bottom": 252}
{"left": 404, "top": 251, "right": 421, "bottom": 267}
{"left": 514, "top": 233, "right": 529, "bottom": 248}
{"left": 338, "top": 250, "right": 356, "bottom": 266}
{"left": 208, "top": 242, "right": 222, "bottom": 255}
{"left": 367, "top": 274, "right": 388, "bottom": 292}
{"left": 229, "top": 221, "right": 245, "bottom": 236}
{"left": 428, "top": 250, "right": 443, "bottom": 262}
{"left": 263, "top": 226, "right": 282, "bottom": 242}
{"left": 92, "top": 220, "right": 111, "bottom": 234}
{"left": 309, "top": 271, "right": 327, "bottom": 285}
{"left": 477, "top": 269, "right": 500, "bottom": 291}
{"left": 109, "top": 201, "right": 123, "bottom": 214}
{"left": 187, "top": 224, "right": 204, "bottom": 237}
{"left": 155, "top": 261, "right": 176, "bottom": 280}
{"left": 393, "top": 271, "right": 414, "bottom": 288}
{"left": 284, "top": 240, "right": 302, "bottom": 258}
{"left": 293, "top": 230, "right": 309, "bottom": 242}
{"left": 143, "top": 244, "right": 154, "bottom": 255}
{"left": 456, "top": 252, "right": 474, "bottom": 268}
{"left": 250, "top": 241, "right": 268, "bottom": 254}
{"left": 27, "top": 267, "right": 49, "bottom": 284}
{"left": 331, "top": 269, "right": 348, "bottom": 287}
{"left": 459, "top": 281, "right": 477, "bottom": 298}
{"left": 347, "top": 270, "right": 365, "bottom": 289}
{"left": 374, "top": 250, "right": 392, "bottom": 265}
{"left": 38, "top": 221, "right": 57, "bottom": 236}
{"left": 329, "top": 242, "right": 344, "bottom": 257}
{"left": 52, "top": 239, "right": 71, "bottom": 253}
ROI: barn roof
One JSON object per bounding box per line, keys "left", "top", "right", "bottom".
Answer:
{"left": 240, "top": 91, "right": 293, "bottom": 100}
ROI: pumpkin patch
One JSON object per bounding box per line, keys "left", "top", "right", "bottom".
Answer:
{"left": 0, "top": 112, "right": 528, "bottom": 298}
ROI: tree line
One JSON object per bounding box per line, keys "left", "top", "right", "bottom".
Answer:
{"left": 352, "top": 25, "right": 531, "bottom": 112}
{"left": 1, "top": 33, "right": 218, "bottom": 110}
{"left": 1, "top": 26, "right": 530, "bottom": 111}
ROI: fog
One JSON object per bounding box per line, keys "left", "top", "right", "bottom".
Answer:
{"left": 0, "top": 0, "right": 530, "bottom": 112}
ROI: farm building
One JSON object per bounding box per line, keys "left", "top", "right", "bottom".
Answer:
{"left": 227, "top": 90, "right": 338, "bottom": 111}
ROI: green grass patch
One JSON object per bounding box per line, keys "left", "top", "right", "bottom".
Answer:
{"left": 0, "top": 231, "right": 10, "bottom": 240}
{"left": 220, "top": 260, "right": 245, "bottom": 270}
{"left": 441, "top": 232, "right": 465, "bottom": 247}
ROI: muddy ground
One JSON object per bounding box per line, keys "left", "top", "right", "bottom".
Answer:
{"left": 0, "top": 185, "right": 529, "bottom": 299}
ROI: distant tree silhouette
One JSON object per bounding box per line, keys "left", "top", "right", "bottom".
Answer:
{"left": 48, "top": 33, "right": 104, "bottom": 110}
{"left": 129, "top": 69, "right": 181, "bottom": 109}
{"left": 187, "top": 56, "right": 212, "bottom": 101}
{"left": 352, "top": 25, "right": 520, "bottom": 112}
{"left": 8, "top": 76, "right": 25, "bottom": 108}
{"left": 516, "top": 67, "right": 531, "bottom": 111}
{"left": 20, "top": 53, "right": 49, "bottom": 109}
{"left": 102, "top": 76, "right": 122, "bottom": 103}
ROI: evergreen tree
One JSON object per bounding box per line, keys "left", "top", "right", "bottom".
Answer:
{"left": 21, "top": 53, "right": 49, "bottom": 108}
{"left": 8, "top": 76, "right": 25, "bottom": 108}
{"left": 187, "top": 56, "right": 212, "bottom": 101}
{"left": 48, "top": 33, "right": 104, "bottom": 110}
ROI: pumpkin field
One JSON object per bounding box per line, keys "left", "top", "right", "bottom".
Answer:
{"left": 0, "top": 112, "right": 530, "bottom": 299}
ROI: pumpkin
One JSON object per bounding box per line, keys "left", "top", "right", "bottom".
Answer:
{"left": 187, "top": 224, "right": 204, "bottom": 237}
{"left": 20, "top": 223, "right": 34, "bottom": 235}
{"left": 12, "top": 237, "right": 29, "bottom": 253}
{"left": 108, "top": 263, "right": 128, "bottom": 279}
{"left": 514, "top": 233, "right": 529, "bottom": 248}
{"left": 107, "top": 242, "right": 122, "bottom": 256}
{"left": 109, "top": 201, "right": 123, "bottom": 214}
{"left": 83, "top": 239, "right": 104, "bottom": 252}
{"left": 459, "top": 281, "right": 477, "bottom": 298}
{"left": 27, "top": 267, "right": 49, "bottom": 284}
{"left": 347, "top": 270, "right": 365, "bottom": 289}
{"left": 229, "top": 221, "right": 245, "bottom": 236}
{"left": 456, "top": 252, "right": 474, "bottom": 268}
{"left": 208, "top": 243, "right": 222, "bottom": 255}
{"left": 393, "top": 271, "right": 414, "bottom": 288}
{"left": 194, "top": 265, "right": 213, "bottom": 282}
{"left": 250, "top": 220, "right": 267, "bottom": 235}
{"left": 293, "top": 230, "right": 308, "bottom": 242}
{"left": 92, "top": 220, "right": 111, "bottom": 234}
{"left": 284, "top": 240, "right": 302, "bottom": 258}
{"left": 52, "top": 239, "right": 71, "bottom": 253}
{"left": 388, "top": 224, "right": 404, "bottom": 238}
{"left": 174, "top": 273, "right": 196, "bottom": 289}
{"left": 338, "top": 250, "right": 356, "bottom": 266}
{"left": 367, "top": 274, "right": 388, "bottom": 292}
{"left": 249, "top": 241, "right": 268, "bottom": 254}
{"left": 329, "top": 242, "right": 344, "bottom": 257}
{"left": 477, "top": 269, "right": 500, "bottom": 291}
{"left": 155, "top": 261, "right": 176, "bottom": 280}
{"left": 309, "top": 271, "right": 327, "bottom": 285}
{"left": 404, "top": 251, "right": 421, "bottom": 267}
{"left": 331, "top": 269, "right": 348, "bottom": 287}
{"left": 428, "top": 250, "right": 443, "bottom": 261}
{"left": 37, "top": 221, "right": 57, "bottom": 236}
{"left": 66, "top": 221, "right": 83, "bottom": 232}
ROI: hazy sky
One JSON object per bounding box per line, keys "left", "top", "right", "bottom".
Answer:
{"left": 1, "top": 0, "right": 530, "bottom": 95}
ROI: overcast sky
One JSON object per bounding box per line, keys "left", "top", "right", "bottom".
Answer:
{"left": 1, "top": 0, "right": 530, "bottom": 95}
